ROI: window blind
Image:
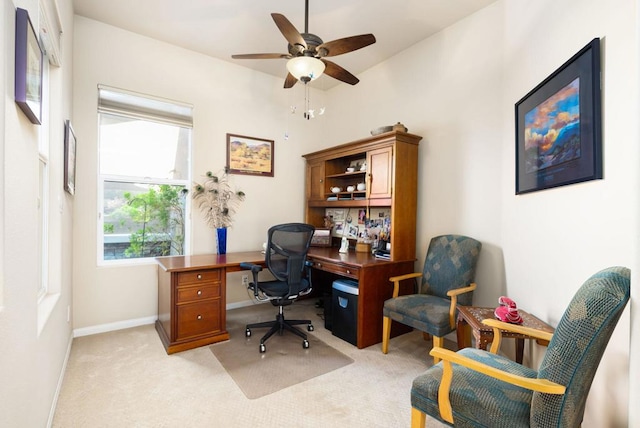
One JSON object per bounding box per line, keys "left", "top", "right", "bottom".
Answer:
{"left": 98, "top": 85, "right": 193, "bottom": 128}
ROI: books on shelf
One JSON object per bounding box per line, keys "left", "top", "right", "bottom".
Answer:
{"left": 374, "top": 249, "right": 390, "bottom": 260}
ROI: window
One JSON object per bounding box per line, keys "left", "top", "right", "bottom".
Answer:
{"left": 98, "top": 86, "right": 192, "bottom": 263}
{"left": 37, "top": 55, "right": 50, "bottom": 300}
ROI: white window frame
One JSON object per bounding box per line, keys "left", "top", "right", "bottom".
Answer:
{"left": 37, "top": 54, "right": 50, "bottom": 302}
{"left": 96, "top": 86, "right": 193, "bottom": 266}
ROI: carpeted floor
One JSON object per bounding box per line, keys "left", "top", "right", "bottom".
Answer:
{"left": 53, "top": 300, "right": 451, "bottom": 427}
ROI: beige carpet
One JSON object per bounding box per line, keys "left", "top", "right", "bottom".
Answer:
{"left": 53, "top": 299, "right": 451, "bottom": 427}
{"left": 210, "top": 302, "right": 354, "bottom": 399}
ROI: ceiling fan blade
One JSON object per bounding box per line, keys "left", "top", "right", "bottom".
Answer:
{"left": 271, "top": 13, "right": 306, "bottom": 52}
{"left": 322, "top": 60, "right": 359, "bottom": 85}
{"left": 231, "top": 53, "right": 290, "bottom": 60}
{"left": 317, "top": 34, "right": 376, "bottom": 57}
{"left": 284, "top": 73, "right": 298, "bottom": 89}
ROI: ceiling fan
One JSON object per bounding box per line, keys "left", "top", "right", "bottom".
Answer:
{"left": 231, "top": 0, "right": 376, "bottom": 88}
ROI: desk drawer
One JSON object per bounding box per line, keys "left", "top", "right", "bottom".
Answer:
{"left": 176, "top": 283, "right": 220, "bottom": 304}
{"left": 176, "top": 301, "right": 221, "bottom": 340}
{"left": 312, "top": 260, "right": 359, "bottom": 279}
{"left": 177, "top": 270, "right": 221, "bottom": 285}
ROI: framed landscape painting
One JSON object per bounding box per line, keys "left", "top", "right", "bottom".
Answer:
{"left": 515, "top": 38, "right": 602, "bottom": 194}
{"left": 226, "top": 133, "right": 274, "bottom": 177}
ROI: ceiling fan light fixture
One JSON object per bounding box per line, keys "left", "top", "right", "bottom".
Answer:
{"left": 287, "top": 56, "right": 325, "bottom": 83}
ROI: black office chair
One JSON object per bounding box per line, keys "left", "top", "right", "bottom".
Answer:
{"left": 240, "top": 223, "right": 316, "bottom": 353}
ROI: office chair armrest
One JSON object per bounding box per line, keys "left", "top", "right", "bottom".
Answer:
{"left": 239, "top": 262, "right": 263, "bottom": 273}
{"left": 446, "top": 283, "right": 477, "bottom": 329}
{"left": 429, "top": 346, "right": 566, "bottom": 424}
{"left": 388, "top": 272, "right": 422, "bottom": 297}
{"left": 481, "top": 318, "right": 554, "bottom": 354}
{"left": 239, "top": 262, "right": 263, "bottom": 296}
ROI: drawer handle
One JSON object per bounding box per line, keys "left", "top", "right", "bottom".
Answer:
{"left": 197, "top": 274, "right": 202, "bottom": 280}
{"left": 197, "top": 290, "right": 202, "bottom": 296}
{"left": 346, "top": 269, "right": 351, "bottom": 274}
{"left": 317, "top": 263, "right": 322, "bottom": 268}
{"left": 197, "top": 315, "right": 202, "bottom": 320}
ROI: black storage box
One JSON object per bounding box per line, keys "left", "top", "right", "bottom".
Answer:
{"left": 331, "top": 279, "right": 359, "bottom": 345}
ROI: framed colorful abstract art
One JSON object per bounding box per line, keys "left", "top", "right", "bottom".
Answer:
{"left": 515, "top": 38, "right": 602, "bottom": 194}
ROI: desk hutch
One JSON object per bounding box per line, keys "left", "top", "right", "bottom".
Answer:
{"left": 303, "top": 130, "right": 422, "bottom": 348}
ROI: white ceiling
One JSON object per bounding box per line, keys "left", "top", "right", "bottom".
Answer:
{"left": 72, "top": 0, "right": 497, "bottom": 89}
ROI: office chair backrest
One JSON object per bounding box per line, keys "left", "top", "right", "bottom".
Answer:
{"left": 421, "top": 235, "right": 481, "bottom": 304}
{"left": 531, "top": 266, "right": 630, "bottom": 427}
{"left": 266, "top": 223, "right": 315, "bottom": 295}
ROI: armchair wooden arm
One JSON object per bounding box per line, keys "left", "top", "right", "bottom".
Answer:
{"left": 388, "top": 272, "right": 422, "bottom": 297}
{"left": 429, "top": 347, "right": 566, "bottom": 423}
{"left": 445, "top": 283, "right": 476, "bottom": 329}
{"left": 481, "top": 318, "right": 554, "bottom": 354}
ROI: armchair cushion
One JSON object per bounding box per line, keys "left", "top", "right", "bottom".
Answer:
{"left": 412, "top": 348, "right": 537, "bottom": 427}
{"left": 383, "top": 294, "right": 454, "bottom": 337}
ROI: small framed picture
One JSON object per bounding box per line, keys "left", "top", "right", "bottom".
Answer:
{"left": 226, "top": 133, "right": 274, "bottom": 177}
{"left": 64, "top": 120, "right": 77, "bottom": 195}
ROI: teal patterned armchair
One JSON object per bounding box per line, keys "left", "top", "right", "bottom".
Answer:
{"left": 411, "top": 266, "right": 630, "bottom": 428}
{"left": 382, "top": 235, "right": 482, "bottom": 363}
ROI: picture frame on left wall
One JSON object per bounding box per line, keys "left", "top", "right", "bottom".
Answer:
{"left": 64, "top": 120, "right": 77, "bottom": 195}
{"left": 15, "top": 8, "right": 43, "bottom": 125}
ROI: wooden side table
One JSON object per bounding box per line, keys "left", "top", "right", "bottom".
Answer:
{"left": 456, "top": 306, "right": 555, "bottom": 364}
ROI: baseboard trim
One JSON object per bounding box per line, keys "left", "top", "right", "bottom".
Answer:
{"left": 73, "top": 315, "right": 156, "bottom": 338}
{"left": 73, "top": 301, "right": 266, "bottom": 337}
{"left": 226, "top": 300, "right": 268, "bottom": 310}
{"left": 46, "top": 331, "right": 73, "bottom": 428}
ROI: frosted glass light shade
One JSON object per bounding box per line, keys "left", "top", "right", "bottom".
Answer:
{"left": 286, "top": 57, "right": 325, "bottom": 82}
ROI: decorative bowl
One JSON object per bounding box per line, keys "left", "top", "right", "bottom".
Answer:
{"left": 357, "top": 183, "right": 366, "bottom": 191}
{"left": 347, "top": 185, "right": 355, "bottom": 192}
{"left": 346, "top": 167, "right": 355, "bottom": 173}
{"left": 331, "top": 187, "right": 342, "bottom": 193}
{"left": 371, "top": 125, "right": 393, "bottom": 136}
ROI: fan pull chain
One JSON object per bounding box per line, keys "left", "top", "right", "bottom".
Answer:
{"left": 303, "top": 83, "right": 312, "bottom": 120}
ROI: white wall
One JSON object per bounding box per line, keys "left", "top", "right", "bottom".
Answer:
{"left": 326, "top": 1, "right": 638, "bottom": 426}
{"left": 2, "top": 1, "right": 635, "bottom": 426}
{"left": 0, "top": 0, "right": 75, "bottom": 426}
{"left": 71, "top": 17, "right": 326, "bottom": 331}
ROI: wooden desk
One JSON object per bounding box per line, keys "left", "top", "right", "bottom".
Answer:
{"left": 156, "top": 249, "right": 416, "bottom": 353}
{"left": 155, "top": 252, "right": 265, "bottom": 354}
{"left": 456, "top": 306, "right": 554, "bottom": 364}
{"left": 307, "top": 247, "right": 415, "bottom": 349}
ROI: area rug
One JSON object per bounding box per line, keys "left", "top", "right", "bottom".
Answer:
{"left": 210, "top": 302, "right": 354, "bottom": 399}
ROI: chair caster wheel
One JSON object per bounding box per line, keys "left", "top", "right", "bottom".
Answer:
{"left": 307, "top": 324, "right": 314, "bottom": 332}
{"left": 245, "top": 328, "right": 251, "bottom": 337}
{"left": 259, "top": 343, "right": 266, "bottom": 353}
{"left": 302, "top": 339, "right": 309, "bottom": 349}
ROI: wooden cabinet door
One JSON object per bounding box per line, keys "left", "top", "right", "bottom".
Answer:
{"left": 307, "top": 159, "right": 325, "bottom": 201}
{"left": 367, "top": 147, "right": 393, "bottom": 199}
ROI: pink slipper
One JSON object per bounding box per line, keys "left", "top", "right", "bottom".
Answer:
{"left": 495, "top": 296, "right": 523, "bottom": 324}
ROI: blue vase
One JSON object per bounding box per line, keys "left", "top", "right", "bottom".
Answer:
{"left": 216, "top": 227, "right": 227, "bottom": 255}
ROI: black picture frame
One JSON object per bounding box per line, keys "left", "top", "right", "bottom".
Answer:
{"left": 64, "top": 120, "right": 77, "bottom": 195}
{"left": 515, "top": 38, "right": 602, "bottom": 194}
{"left": 15, "top": 8, "right": 43, "bottom": 125}
{"left": 226, "top": 133, "right": 274, "bottom": 177}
